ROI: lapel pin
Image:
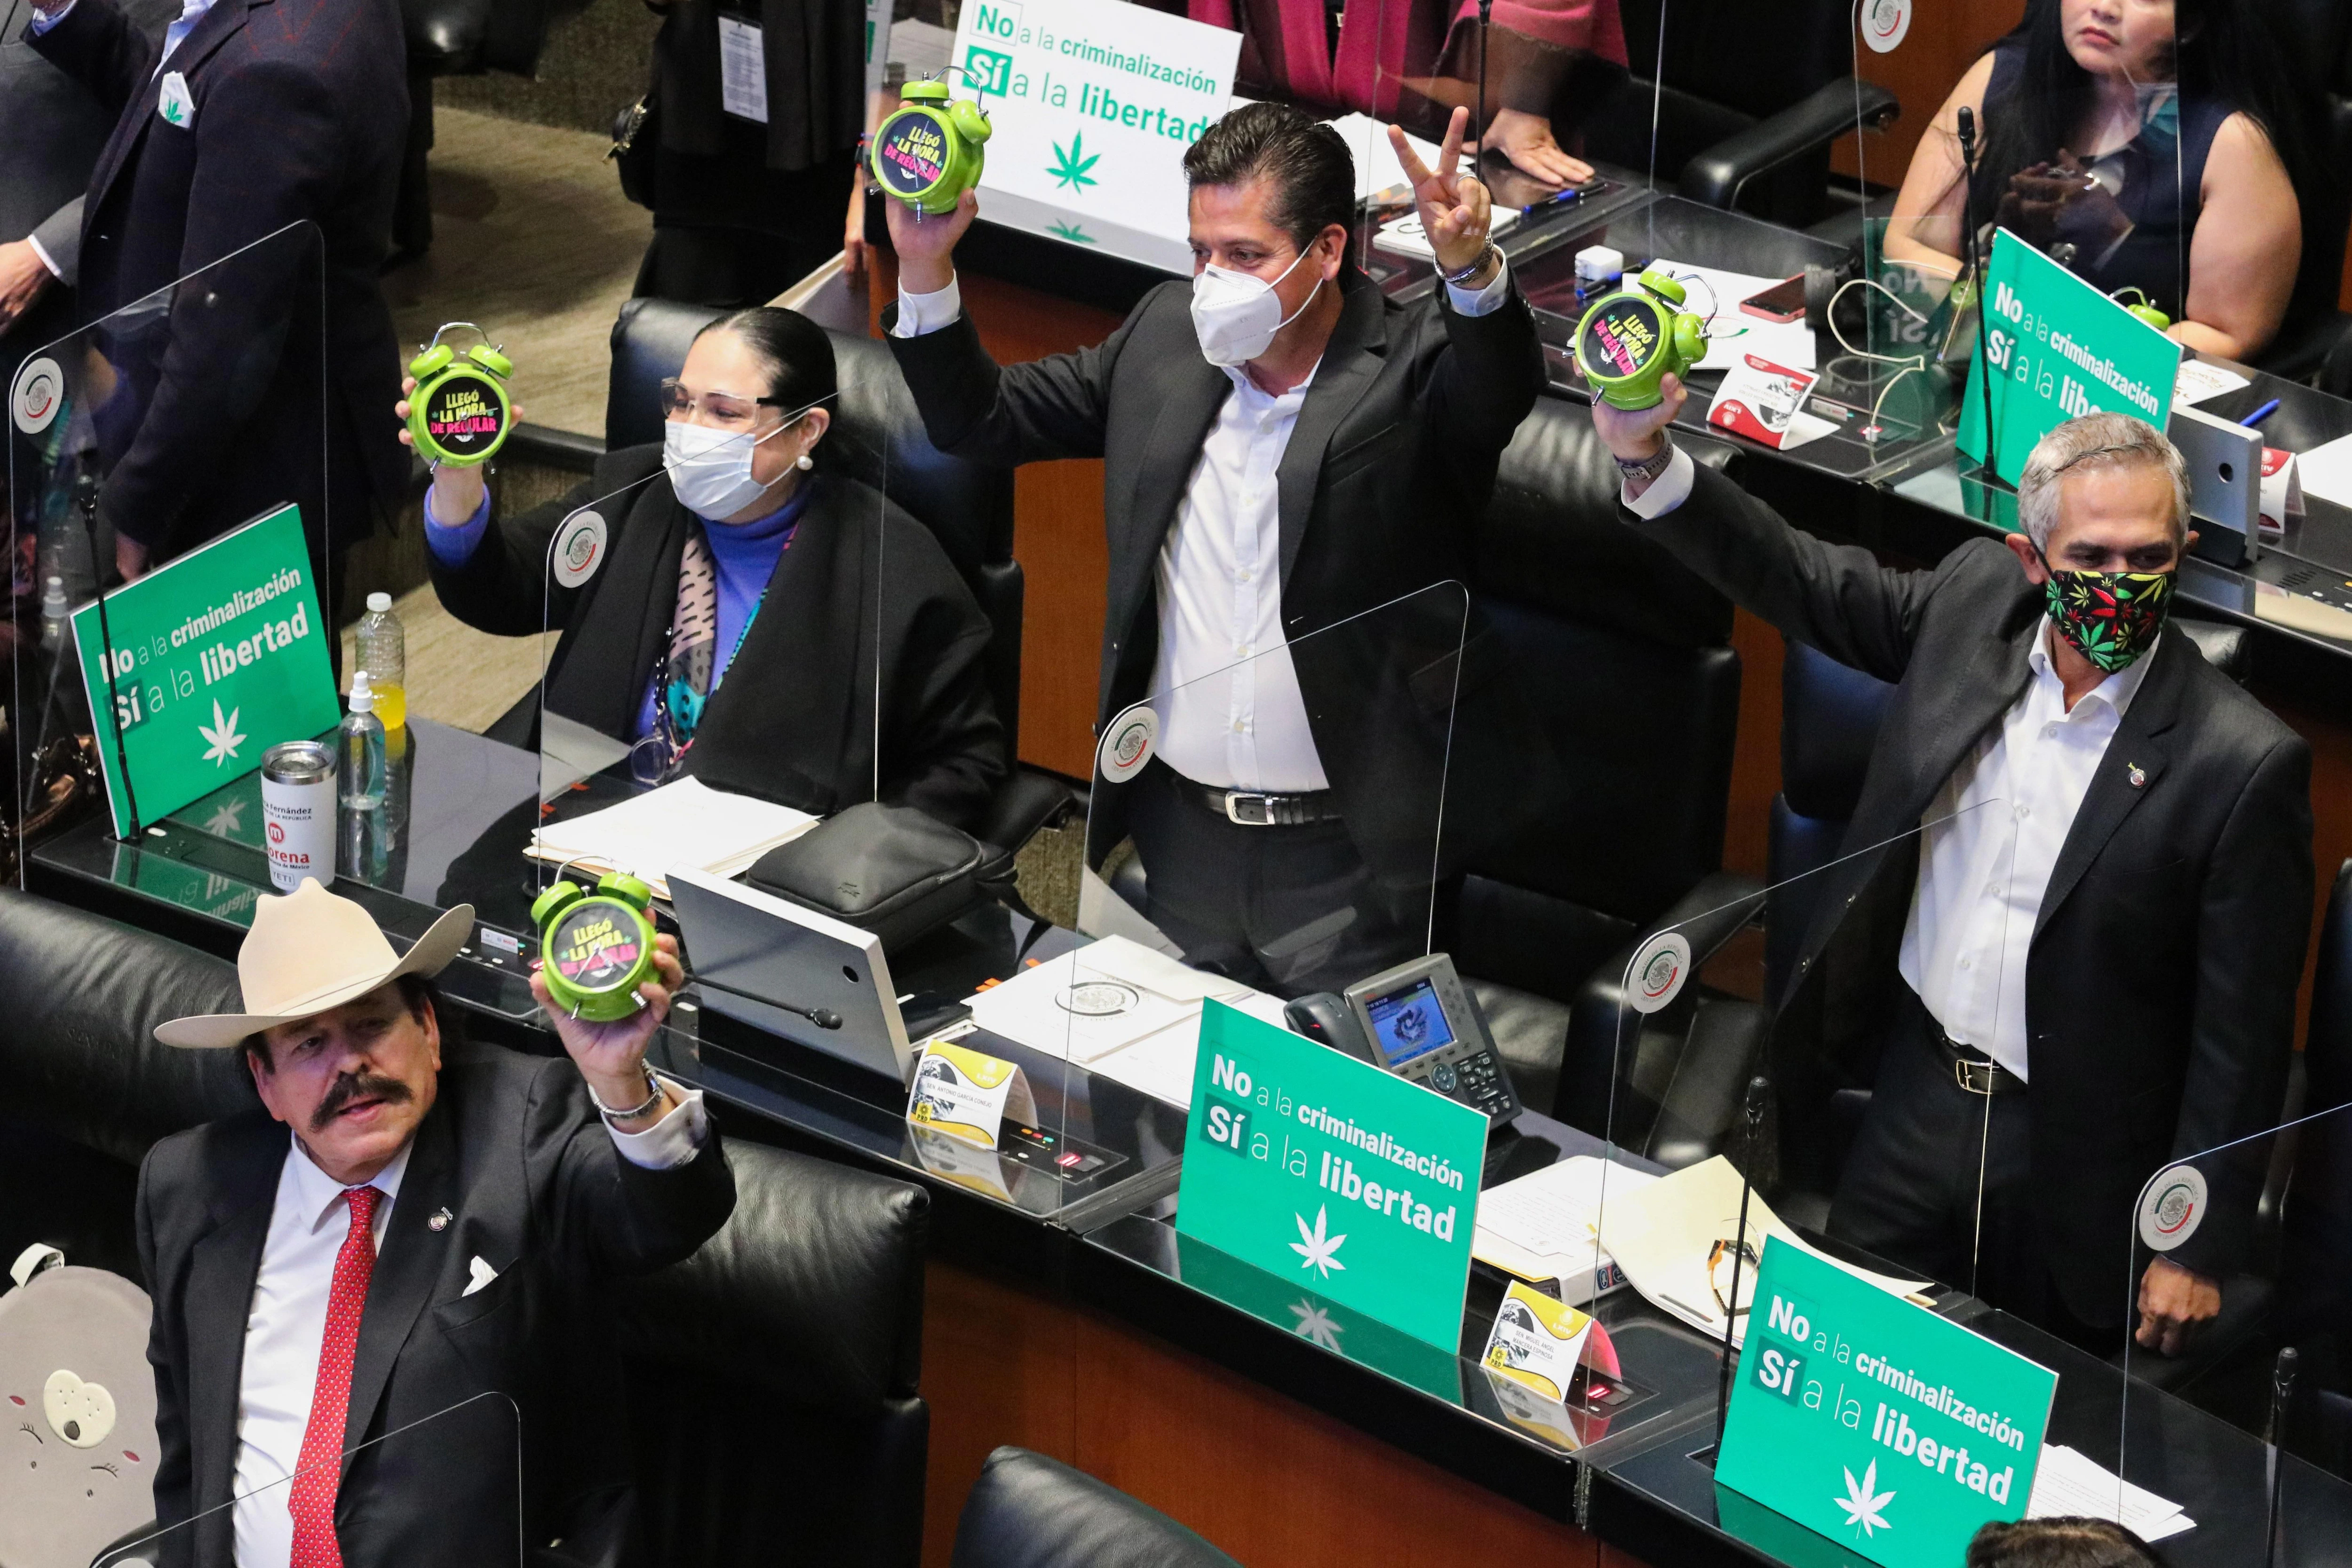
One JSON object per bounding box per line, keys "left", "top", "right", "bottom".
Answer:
{"left": 2128, "top": 763, "right": 2146, "bottom": 790}
{"left": 428, "top": 1207, "right": 452, "bottom": 1232}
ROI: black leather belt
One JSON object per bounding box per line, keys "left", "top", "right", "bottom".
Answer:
{"left": 1931, "top": 1029, "right": 2026, "bottom": 1097}
{"left": 1169, "top": 771, "right": 1344, "bottom": 827}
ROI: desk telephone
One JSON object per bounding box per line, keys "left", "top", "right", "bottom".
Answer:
{"left": 1284, "top": 954, "right": 1523, "bottom": 1125}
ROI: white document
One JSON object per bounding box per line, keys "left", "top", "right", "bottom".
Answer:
{"left": 887, "top": 18, "right": 956, "bottom": 80}
{"left": 1371, "top": 206, "right": 1520, "bottom": 262}
{"left": 718, "top": 17, "right": 769, "bottom": 123}
{"left": 2173, "top": 358, "right": 2251, "bottom": 407}
{"left": 2296, "top": 431, "right": 2352, "bottom": 511}
{"left": 1649, "top": 259, "right": 1818, "bottom": 372}
{"left": 1328, "top": 112, "right": 1440, "bottom": 203}
{"left": 1474, "top": 1155, "right": 1654, "bottom": 1304}
{"left": 1597, "top": 1156, "right": 1931, "bottom": 1346}
{"left": 2025, "top": 1444, "right": 2194, "bottom": 1541}
{"left": 524, "top": 775, "right": 816, "bottom": 899}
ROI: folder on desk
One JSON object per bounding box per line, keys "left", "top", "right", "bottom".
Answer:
{"left": 524, "top": 776, "right": 817, "bottom": 899}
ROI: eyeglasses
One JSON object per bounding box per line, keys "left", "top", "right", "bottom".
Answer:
{"left": 1708, "top": 1236, "right": 1760, "bottom": 1319}
{"left": 659, "top": 379, "right": 787, "bottom": 429}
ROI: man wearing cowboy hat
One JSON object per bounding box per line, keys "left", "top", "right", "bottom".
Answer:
{"left": 137, "top": 878, "right": 734, "bottom": 1568}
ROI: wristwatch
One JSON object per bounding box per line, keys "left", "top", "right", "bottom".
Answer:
{"left": 593, "top": 1062, "right": 665, "bottom": 1124}
{"left": 1439, "top": 241, "right": 1502, "bottom": 288}
{"left": 1615, "top": 429, "right": 1677, "bottom": 486}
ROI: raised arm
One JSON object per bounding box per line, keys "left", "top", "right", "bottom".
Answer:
{"left": 24, "top": 0, "right": 159, "bottom": 120}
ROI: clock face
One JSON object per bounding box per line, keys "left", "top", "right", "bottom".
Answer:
{"left": 1578, "top": 294, "right": 1668, "bottom": 383}
{"left": 418, "top": 367, "right": 507, "bottom": 461}
{"left": 548, "top": 898, "right": 644, "bottom": 993}
{"left": 874, "top": 107, "right": 951, "bottom": 199}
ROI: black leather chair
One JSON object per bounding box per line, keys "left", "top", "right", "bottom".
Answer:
{"left": 1764, "top": 617, "right": 2256, "bottom": 1227}
{"left": 1446, "top": 396, "right": 1765, "bottom": 1154}
{"left": 950, "top": 1447, "right": 1242, "bottom": 1568}
{"left": 1579, "top": 0, "right": 1899, "bottom": 228}
{"left": 606, "top": 297, "right": 1073, "bottom": 856}
{"left": 0, "top": 887, "right": 935, "bottom": 1568}
{"left": 2256, "top": 0, "right": 2352, "bottom": 384}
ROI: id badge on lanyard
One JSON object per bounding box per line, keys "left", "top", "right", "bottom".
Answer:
{"left": 717, "top": 8, "right": 767, "bottom": 124}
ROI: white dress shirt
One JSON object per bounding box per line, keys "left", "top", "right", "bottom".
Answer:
{"left": 1626, "top": 466, "right": 2154, "bottom": 1080}
{"left": 892, "top": 259, "right": 1510, "bottom": 790}
{"left": 230, "top": 1077, "right": 707, "bottom": 1568}
{"left": 1898, "top": 622, "right": 2154, "bottom": 1079}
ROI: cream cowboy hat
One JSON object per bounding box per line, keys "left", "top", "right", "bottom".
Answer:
{"left": 155, "top": 879, "right": 475, "bottom": 1049}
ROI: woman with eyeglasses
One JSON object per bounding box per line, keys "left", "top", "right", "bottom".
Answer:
{"left": 397, "top": 306, "right": 1008, "bottom": 830}
{"left": 1883, "top": 0, "right": 2318, "bottom": 364}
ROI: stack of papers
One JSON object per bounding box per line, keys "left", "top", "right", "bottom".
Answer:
{"left": 1597, "top": 1156, "right": 1930, "bottom": 1346}
{"left": 1473, "top": 1155, "right": 1656, "bottom": 1306}
{"left": 525, "top": 776, "right": 817, "bottom": 899}
{"left": 965, "top": 936, "right": 1287, "bottom": 1108}
{"left": 2026, "top": 1444, "right": 2194, "bottom": 1541}
{"left": 1649, "top": 259, "right": 1818, "bottom": 373}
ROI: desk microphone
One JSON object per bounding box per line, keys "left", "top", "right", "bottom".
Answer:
{"left": 1715, "top": 1075, "right": 1770, "bottom": 1453}
{"left": 2266, "top": 1346, "right": 2298, "bottom": 1567}
{"left": 685, "top": 970, "right": 842, "bottom": 1030}
{"left": 1475, "top": 0, "right": 1494, "bottom": 160}
{"left": 75, "top": 471, "right": 142, "bottom": 839}
{"left": 1955, "top": 105, "right": 1999, "bottom": 472}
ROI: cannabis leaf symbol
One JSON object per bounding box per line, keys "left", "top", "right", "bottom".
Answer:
{"left": 1289, "top": 1206, "right": 1347, "bottom": 1279}
{"left": 1832, "top": 1459, "right": 1895, "bottom": 1538}
{"left": 1047, "top": 220, "right": 1096, "bottom": 245}
{"left": 1048, "top": 134, "right": 1099, "bottom": 193}
{"left": 1288, "top": 1299, "right": 1343, "bottom": 1351}
{"left": 199, "top": 700, "right": 246, "bottom": 766}
{"left": 202, "top": 797, "right": 247, "bottom": 837}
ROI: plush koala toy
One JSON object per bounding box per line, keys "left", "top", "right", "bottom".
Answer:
{"left": 0, "top": 1246, "right": 158, "bottom": 1568}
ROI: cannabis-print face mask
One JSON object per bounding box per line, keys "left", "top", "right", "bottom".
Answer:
{"left": 2039, "top": 554, "right": 2177, "bottom": 674}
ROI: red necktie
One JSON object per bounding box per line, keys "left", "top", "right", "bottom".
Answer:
{"left": 287, "top": 1185, "right": 382, "bottom": 1568}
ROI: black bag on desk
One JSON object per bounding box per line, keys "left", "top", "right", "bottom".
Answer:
{"left": 746, "top": 801, "right": 1013, "bottom": 955}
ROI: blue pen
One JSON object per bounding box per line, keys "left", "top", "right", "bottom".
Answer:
{"left": 2240, "top": 398, "right": 2281, "bottom": 427}
{"left": 1520, "top": 187, "right": 1584, "bottom": 218}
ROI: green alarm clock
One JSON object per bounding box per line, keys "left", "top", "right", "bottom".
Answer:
{"left": 407, "top": 323, "right": 514, "bottom": 467}
{"left": 531, "top": 872, "right": 658, "bottom": 1022}
{"left": 1573, "top": 270, "right": 1708, "bottom": 410}
{"left": 869, "top": 76, "right": 991, "bottom": 215}
{"left": 2112, "top": 287, "right": 2172, "bottom": 331}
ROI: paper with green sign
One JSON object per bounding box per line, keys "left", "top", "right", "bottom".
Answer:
{"left": 1717, "top": 1240, "right": 2056, "bottom": 1568}
{"left": 1958, "top": 228, "right": 2181, "bottom": 487}
{"left": 72, "top": 504, "right": 339, "bottom": 837}
{"left": 1176, "top": 999, "right": 1488, "bottom": 1352}
{"left": 952, "top": 0, "right": 1239, "bottom": 271}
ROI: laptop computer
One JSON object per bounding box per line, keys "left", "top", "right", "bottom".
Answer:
{"left": 667, "top": 867, "right": 914, "bottom": 1085}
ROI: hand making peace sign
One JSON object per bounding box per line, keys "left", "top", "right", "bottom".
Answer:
{"left": 1386, "top": 106, "right": 1498, "bottom": 281}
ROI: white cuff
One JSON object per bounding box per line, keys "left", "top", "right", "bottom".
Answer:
{"left": 1622, "top": 445, "right": 1697, "bottom": 519}
{"left": 1442, "top": 255, "right": 1511, "bottom": 318}
{"left": 890, "top": 275, "right": 963, "bottom": 338}
{"left": 25, "top": 234, "right": 63, "bottom": 280}
{"left": 27, "top": 0, "right": 76, "bottom": 34}
{"left": 604, "top": 1076, "right": 709, "bottom": 1169}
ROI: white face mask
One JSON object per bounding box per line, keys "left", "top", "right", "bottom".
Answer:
{"left": 1189, "top": 245, "right": 1321, "bottom": 367}
{"left": 662, "top": 418, "right": 795, "bottom": 520}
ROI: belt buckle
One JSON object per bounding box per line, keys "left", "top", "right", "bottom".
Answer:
{"left": 1953, "top": 1057, "right": 1996, "bottom": 1097}
{"left": 1224, "top": 791, "right": 1273, "bottom": 826}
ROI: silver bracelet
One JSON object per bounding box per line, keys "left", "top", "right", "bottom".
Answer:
{"left": 592, "top": 1063, "right": 665, "bottom": 1123}
{"left": 1615, "top": 429, "right": 1677, "bottom": 485}
{"left": 1440, "top": 241, "right": 1502, "bottom": 287}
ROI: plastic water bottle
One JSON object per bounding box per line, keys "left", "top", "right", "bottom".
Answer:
{"left": 355, "top": 591, "right": 406, "bottom": 731}
{"left": 39, "top": 576, "right": 69, "bottom": 653}
{"left": 339, "top": 671, "right": 388, "bottom": 811}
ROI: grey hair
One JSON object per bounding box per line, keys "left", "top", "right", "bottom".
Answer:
{"left": 2015, "top": 413, "right": 2190, "bottom": 552}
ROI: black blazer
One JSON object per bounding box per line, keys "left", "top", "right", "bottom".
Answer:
{"left": 885, "top": 269, "right": 1545, "bottom": 875}
{"left": 135, "top": 1040, "right": 737, "bottom": 1568}
{"left": 31, "top": 0, "right": 409, "bottom": 557}
{"left": 1645, "top": 463, "right": 2314, "bottom": 1325}
{"left": 429, "top": 448, "right": 1010, "bottom": 832}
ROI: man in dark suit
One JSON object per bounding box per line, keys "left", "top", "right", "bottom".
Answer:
{"left": 142, "top": 877, "right": 734, "bottom": 1567}
{"left": 24, "top": 0, "right": 408, "bottom": 586}
{"left": 883, "top": 101, "right": 1543, "bottom": 995}
{"left": 1594, "top": 386, "right": 2313, "bottom": 1353}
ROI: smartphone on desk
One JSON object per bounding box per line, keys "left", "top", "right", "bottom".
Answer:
{"left": 1740, "top": 274, "right": 1808, "bottom": 324}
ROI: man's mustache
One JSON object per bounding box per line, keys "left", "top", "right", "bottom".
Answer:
{"left": 311, "top": 1071, "right": 412, "bottom": 1132}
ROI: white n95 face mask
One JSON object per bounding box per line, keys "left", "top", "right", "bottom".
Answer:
{"left": 663, "top": 419, "right": 789, "bottom": 520}
{"left": 1190, "top": 246, "right": 1321, "bottom": 367}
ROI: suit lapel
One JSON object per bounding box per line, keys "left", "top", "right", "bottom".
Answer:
{"left": 1275, "top": 279, "right": 1388, "bottom": 585}
{"left": 183, "top": 1124, "right": 288, "bottom": 1533}
{"left": 1117, "top": 348, "right": 1229, "bottom": 624}
{"left": 2033, "top": 638, "right": 2185, "bottom": 939}
{"left": 86, "top": 0, "right": 261, "bottom": 216}
{"left": 340, "top": 1098, "right": 459, "bottom": 1471}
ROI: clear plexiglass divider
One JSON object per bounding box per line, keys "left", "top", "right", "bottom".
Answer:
{"left": 7, "top": 220, "right": 339, "bottom": 906}
{"left": 1568, "top": 792, "right": 2024, "bottom": 1470}
{"left": 87, "top": 1390, "right": 524, "bottom": 1568}
{"left": 2114, "top": 1098, "right": 2352, "bottom": 1552}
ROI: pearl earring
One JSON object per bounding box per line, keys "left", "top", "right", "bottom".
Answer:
{"left": 795, "top": 453, "right": 814, "bottom": 471}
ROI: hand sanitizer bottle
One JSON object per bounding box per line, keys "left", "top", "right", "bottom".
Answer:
{"left": 339, "top": 670, "right": 388, "bottom": 811}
